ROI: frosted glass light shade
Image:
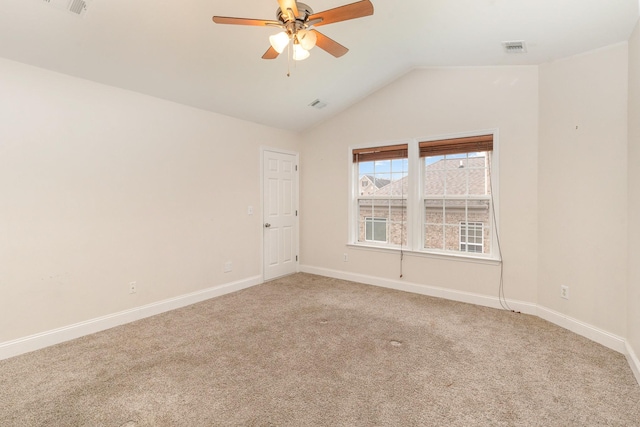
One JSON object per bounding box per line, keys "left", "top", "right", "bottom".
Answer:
{"left": 293, "top": 44, "right": 310, "bottom": 61}
{"left": 296, "top": 29, "right": 317, "bottom": 51}
{"left": 269, "top": 31, "right": 290, "bottom": 54}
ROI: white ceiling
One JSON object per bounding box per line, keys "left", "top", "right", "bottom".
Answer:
{"left": 1, "top": 0, "right": 638, "bottom": 131}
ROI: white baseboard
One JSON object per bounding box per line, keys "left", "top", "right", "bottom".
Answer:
{"left": 626, "top": 341, "right": 640, "bottom": 386}
{"left": 536, "top": 306, "right": 626, "bottom": 353}
{"left": 3, "top": 268, "right": 637, "bottom": 387}
{"left": 0, "top": 275, "right": 262, "bottom": 361}
{"left": 300, "top": 265, "right": 538, "bottom": 315}
{"left": 300, "top": 265, "right": 626, "bottom": 354}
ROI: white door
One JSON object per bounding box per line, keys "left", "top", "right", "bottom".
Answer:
{"left": 263, "top": 150, "right": 298, "bottom": 280}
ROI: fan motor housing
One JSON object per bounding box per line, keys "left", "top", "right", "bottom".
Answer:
{"left": 276, "top": 2, "right": 313, "bottom": 24}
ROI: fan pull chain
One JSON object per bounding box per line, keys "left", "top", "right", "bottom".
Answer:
{"left": 287, "top": 39, "right": 291, "bottom": 77}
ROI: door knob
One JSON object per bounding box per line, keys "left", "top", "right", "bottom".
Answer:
{"left": 264, "top": 223, "right": 271, "bottom": 228}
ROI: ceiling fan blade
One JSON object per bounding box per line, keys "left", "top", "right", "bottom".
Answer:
{"left": 313, "top": 30, "right": 349, "bottom": 57}
{"left": 277, "top": 0, "right": 299, "bottom": 20}
{"left": 212, "top": 16, "right": 281, "bottom": 27}
{"left": 308, "top": 0, "right": 374, "bottom": 27}
{"left": 262, "top": 46, "right": 280, "bottom": 60}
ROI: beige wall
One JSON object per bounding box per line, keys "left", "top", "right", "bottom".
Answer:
{"left": 300, "top": 66, "right": 539, "bottom": 302}
{"left": 538, "top": 44, "right": 629, "bottom": 336}
{"left": 628, "top": 21, "right": 640, "bottom": 360}
{"left": 0, "top": 58, "right": 298, "bottom": 342}
{"left": 2, "top": 31, "right": 638, "bottom": 365}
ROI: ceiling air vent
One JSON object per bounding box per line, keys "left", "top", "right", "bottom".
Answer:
{"left": 69, "top": 0, "right": 87, "bottom": 15}
{"left": 40, "top": 0, "right": 91, "bottom": 17}
{"left": 309, "top": 99, "right": 327, "bottom": 110}
{"left": 502, "top": 40, "right": 527, "bottom": 54}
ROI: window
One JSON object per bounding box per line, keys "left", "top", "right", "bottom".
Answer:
{"left": 460, "top": 222, "right": 483, "bottom": 253}
{"left": 353, "top": 144, "right": 408, "bottom": 247}
{"left": 351, "top": 134, "right": 496, "bottom": 259}
{"left": 365, "top": 217, "right": 387, "bottom": 242}
{"left": 422, "top": 136, "right": 493, "bottom": 255}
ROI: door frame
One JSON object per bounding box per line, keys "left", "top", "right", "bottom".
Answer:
{"left": 260, "top": 146, "right": 300, "bottom": 281}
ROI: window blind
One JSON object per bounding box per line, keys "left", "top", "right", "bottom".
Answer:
{"left": 352, "top": 144, "right": 409, "bottom": 163}
{"left": 419, "top": 135, "right": 493, "bottom": 157}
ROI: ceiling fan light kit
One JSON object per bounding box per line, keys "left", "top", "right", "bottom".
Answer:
{"left": 268, "top": 29, "right": 317, "bottom": 59}
{"left": 293, "top": 42, "right": 310, "bottom": 60}
{"left": 296, "top": 29, "right": 317, "bottom": 51}
{"left": 269, "top": 32, "right": 290, "bottom": 54}
{"left": 213, "top": 0, "right": 374, "bottom": 65}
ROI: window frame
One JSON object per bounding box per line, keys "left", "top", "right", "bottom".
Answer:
{"left": 459, "top": 221, "right": 484, "bottom": 253}
{"left": 351, "top": 143, "right": 410, "bottom": 250}
{"left": 348, "top": 131, "right": 500, "bottom": 262}
{"left": 364, "top": 217, "right": 388, "bottom": 243}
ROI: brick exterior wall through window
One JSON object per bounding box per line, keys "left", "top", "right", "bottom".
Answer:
{"left": 356, "top": 155, "right": 492, "bottom": 254}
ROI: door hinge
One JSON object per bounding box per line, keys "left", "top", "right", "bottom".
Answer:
{"left": 295, "top": 165, "right": 298, "bottom": 171}
{"left": 296, "top": 255, "right": 298, "bottom": 262}
{"left": 295, "top": 210, "right": 298, "bottom": 216}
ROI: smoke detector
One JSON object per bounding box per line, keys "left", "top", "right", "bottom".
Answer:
{"left": 41, "top": 0, "right": 92, "bottom": 17}
{"left": 502, "top": 40, "right": 527, "bottom": 54}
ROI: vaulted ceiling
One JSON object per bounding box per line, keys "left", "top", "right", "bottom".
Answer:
{"left": 1, "top": 0, "right": 638, "bottom": 131}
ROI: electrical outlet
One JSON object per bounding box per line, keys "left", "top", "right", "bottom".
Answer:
{"left": 343, "top": 253, "right": 348, "bottom": 262}
{"left": 224, "top": 261, "right": 232, "bottom": 273}
{"left": 129, "top": 281, "right": 137, "bottom": 294}
{"left": 560, "top": 285, "right": 569, "bottom": 300}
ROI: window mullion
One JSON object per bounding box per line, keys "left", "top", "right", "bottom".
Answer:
{"left": 406, "top": 139, "right": 419, "bottom": 251}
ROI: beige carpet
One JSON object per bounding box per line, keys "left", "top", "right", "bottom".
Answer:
{"left": 1, "top": 273, "right": 639, "bottom": 426}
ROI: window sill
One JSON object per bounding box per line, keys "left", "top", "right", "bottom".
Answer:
{"left": 346, "top": 243, "right": 502, "bottom": 266}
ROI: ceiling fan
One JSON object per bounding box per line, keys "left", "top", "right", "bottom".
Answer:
{"left": 212, "top": 0, "right": 374, "bottom": 61}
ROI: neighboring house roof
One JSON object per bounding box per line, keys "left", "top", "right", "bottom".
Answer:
{"left": 425, "top": 156, "right": 490, "bottom": 196}
{"left": 371, "top": 156, "right": 490, "bottom": 197}
{"left": 362, "top": 175, "right": 392, "bottom": 189}
{"left": 374, "top": 176, "right": 408, "bottom": 196}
